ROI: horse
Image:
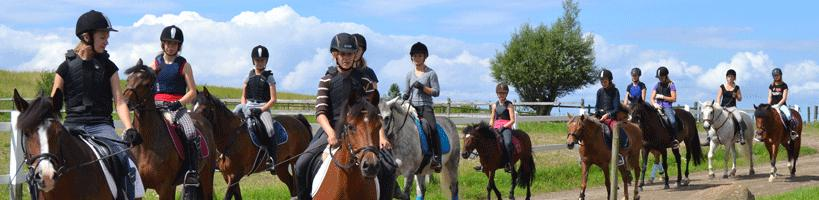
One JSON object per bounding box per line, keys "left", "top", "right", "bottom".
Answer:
{"left": 12, "top": 89, "right": 122, "bottom": 199}
{"left": 379, "top": 97, "right": 460, "bottom": 200}
{"left": 629, "top": 99, "right": 704, "bottom": 190}
{"left": 192, "top": 87, "right": 312, "bottom": 200}
{"left": 699, "top": 100, "right": 755, "bottom": 178}
{"left": 566, "top": 114, "right": 643, "bottom": 200}
{"left": 310, "top": 93, "right": 384, "bottom": 199}
{"left": 461, "top": 122, "right": 535, "bottom": 200}
{"left": 753, "top": 104, "right": 802, "bottom": 182}
{"left": 122, "top": 60, "right": 216, "bottom": 200}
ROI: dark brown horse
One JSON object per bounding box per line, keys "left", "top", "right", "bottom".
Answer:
{"left": 753, "top": 104, "right": 802, "bottom": 182}
{"left": 12, "top": 89, "right": 115, "bottom": 199}
{"left": 312, "top": 95, "right": 383, "bottom": 200}
{"left": 462, "top": 122, "right": 535, "bottom": 200}
{"left": 123, "top": 60, "right": 216, "bottom": 200}
{"left": 192, "top": 87, "right": 312, "bottom": 199}
{"left": 629, "top": 100, "right": 704, "bottom": 190}
{"left": 566, "top": 114, "right": 643, "bottom": 200}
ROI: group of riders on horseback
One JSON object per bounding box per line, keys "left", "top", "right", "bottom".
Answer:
{"left": 12, "top": 9, "right": 802, "bottom": 200}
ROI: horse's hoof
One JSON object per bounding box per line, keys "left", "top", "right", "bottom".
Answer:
{"left": 635, "top": 195, "right": 641, "bottom": 200}
{"left": 708, "top": 173, "right": 715, "bottom": 179}
{"left": 682, "top": 179, "right": 690, "bottom": 186}
{"left": 639, "top": 186, "right": 644, "bottom": 192}
{"left": 664, "top": 185, "right": 670, "bottom": 189}
{"left": 768, "top": 175, "right": 776, "bottom": 182}
{"left": 749, "top": 169, "right": 756, "bottom": 176}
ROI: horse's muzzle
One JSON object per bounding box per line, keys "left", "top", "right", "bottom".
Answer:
{"left": 461, "top": 152, "right": 469, "bottom": 159}
{"left": 567, "top": 143, "right": 575, "bottom": 150}
{"left": 360, "top": 160, "right": 380, "bottom": 178}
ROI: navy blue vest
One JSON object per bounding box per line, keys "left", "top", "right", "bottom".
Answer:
{"left": 154, "top": 55, "right": 187, "bottom": 95}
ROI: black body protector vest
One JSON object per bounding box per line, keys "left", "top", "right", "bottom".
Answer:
{"left": 494, "top": 100, "right": 512, "bottom": 121}
{"left": 326, "top": 66, "right": 365, "bottom": 126}
{"left": 245, "top": 70, "right": 273, "bottom": 103}
{"left": 62, "top": 50, "right": 115, "bottom": 124}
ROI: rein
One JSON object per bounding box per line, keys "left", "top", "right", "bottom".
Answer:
{"left": 329, "top": 124, "right": 380, "bottom": 170}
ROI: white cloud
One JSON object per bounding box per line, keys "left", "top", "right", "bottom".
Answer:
{"left": 0, "top": 0, "right": 176, "bottom": 24}
{"left": 696, "top": 51, "right": 773, "bottom": 88}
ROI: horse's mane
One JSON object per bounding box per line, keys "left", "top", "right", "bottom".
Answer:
{"left": 17, "top": 95, "right": 60, "bottom": 133}
{"left": 463, "top": 121, "right": 495, "bottom": 138}
{"left": 124, "top": 59, "right": 155, "bottom": 79}
{"left": 755, "top": 104, "right": 772, "bottom": 118}
{"left": 195, "top": 91, "right": 232, "bottom": 117}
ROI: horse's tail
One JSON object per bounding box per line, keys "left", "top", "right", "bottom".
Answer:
{"left": 438, "top": 117, "right": 460, "bottom": 200}
{"left": 295, "top": 114, "right": 313, "bottom": 141}
{"left": 682, "top": 111, "right": 705, "bottom": 166}
{"left": 517, "top": 132, "right": 536, "bottom": 188}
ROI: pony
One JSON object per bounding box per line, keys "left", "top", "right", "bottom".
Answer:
{"left": 699, "top": 100, "right": 755, "bottom": 178}
{"left": 462, "top": 121, "right": 535, "bottom": 200}
{"left": 753, "top": 104, "right": 802, "bottom": 182}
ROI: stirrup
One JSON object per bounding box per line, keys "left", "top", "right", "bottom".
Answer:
{"left": 183, "top": 171, "right": 200, "bottom": 187}
{"left": 671, "top": 140, "right": 680, "bottom": 149}
{"left": 617, "top": 154, "right": 625, "bottom": 166}
{"left": 790, "top": 131, "right": 799, "bottom": 140}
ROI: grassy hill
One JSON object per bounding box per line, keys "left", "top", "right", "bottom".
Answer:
{"left": 0, "top": 70, "right": 313, "bottom": 120}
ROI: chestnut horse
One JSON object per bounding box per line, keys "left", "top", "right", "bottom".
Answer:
{"left": 12, "top": 89, "right": 120, "bottom": 199}
{"left": 462, "top": 122, "right": 535, "bottom": 200}
{"left": 753, "top": 104, "right": 802, "bottom": 182}
{"left": 311, "top": 95, "right": 384, "bottom": 200}
{"left": 629, "top": 100, "right": 704, "bottom": 190}
{"left": 566, "top": 114, "right": 643, "bottom": 200}
{"left": 192, "top": 87, "right": 312, "bottom": 199}
{"left": 123, "top": 60, "right": 216, "bottom": 199}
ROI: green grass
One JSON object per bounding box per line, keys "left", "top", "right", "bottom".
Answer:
{"left": 758, "top": 185, "right": 819, "bottom": 200}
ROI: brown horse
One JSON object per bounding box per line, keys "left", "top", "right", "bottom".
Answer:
{"left": 753, "top": 104, "right": 802, "bottom": 182}
{"left": 192, "top": 87, "right": 312, "bottom": 199}
{"left": 629, "top": 100, "right": 704, "bottom": 190}
{"left": 123, "top": 60, "right": 216, "bottom": 200}
{"left": 12, "top": 89, "right": 116, "bottom": 199}
{"left": 566, "top": 114, "right": 643, "bottom": 200}
{"left": 312, "top": 95, "right": 383, "bottom": 200}
{"left": 461, "top": 122, "right": 535, "bottom": 200}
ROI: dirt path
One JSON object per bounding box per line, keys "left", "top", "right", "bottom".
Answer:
{"left": 535, "top": 135, "right": 819, "bottom": 200}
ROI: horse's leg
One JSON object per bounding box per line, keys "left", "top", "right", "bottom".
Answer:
{"left": 619, "top": 166, "right": 630, "bottom": 200}
{"left": 768, "top": 142, "right": 778, "bottom": 182}
{"left": 202, "top": 167, "right": 216, "bottom": 200}
{"left": 401, "top": 174, "right": 414, "bottom": 200}
{"left": 490, "top": 173, "right": 502, "bottom": 200}
{"left": 415, "top": 175, "right": 428, "bottom": 200}
{"left": 661, "top": 151, "right": 670, "bottom": 189}
{"left": 792, "top": 139, "right": 801, "bottom": 177}
{"left": 276, "top": 163, "right": 297, "bottom": 198}
{"left": 729, "top": 143, "right": 737, "bottom": 177}
{"left": 580, "top": 162, "right": 589, "bottom": 200}
{"left": 509, "top": 166, "right": 518, "bottom": 200}
{"left": 233, "top": 184, "right": 243, "bottom": 200}
{"left": 157, "top": 185, "right": 176, "bottom": 200}
{"left": 222, "top": 175, "right": 234, "bottom": 200}
{"left": 602, "top": 164, "right": 612, "bottom": 199}
{"left": 632, "top": 156, "right": 641, "bottom": 200}
{"left": 671, "top": 148, "right": 683, "bottom": 187}
{"left": 638, "top": 149, "right": 649, "bottom": 191}
{"left": 707, "top": 140, "right": 716, "bottom": 179}
{"left": 485, "top": 171, "right": 494, "bottom": 200}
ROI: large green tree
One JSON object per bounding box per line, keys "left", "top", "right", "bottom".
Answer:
{"left": 491, "top": 0, "right": 597, "bottom": 115}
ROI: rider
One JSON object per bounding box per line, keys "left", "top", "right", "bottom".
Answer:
{"left": 716, "top": 69, "right": 745, "bottom": 144}
{"left": 402, "top": 42, "right": 443, "bottom": 172}
{"left": 52, "top": 10, "right": 144, "bottom": 199}
{"left": 767, "top": 68, "right": 797, "bottom": 141}
{"left": 352, "top": 33, "right": 379, "bottom": 90}
{"left": 650, "top": 66, "right": 680, "bottom": 149}
{"left": 233, "top": 45, "right": 279, "bottom": 171}
{"left": 623, "top": 67, "right": 646, "bottom": 106}
{"left": 491, "top": 83, "right": 517, "bottom": 173}
{"left": 150, "top": 25, "right": 201, "bottom": 190}
{"left": 595, "top": 69, "right": 628, "bottom": 166}
{"left": 295, "top": 33, "right": 375, "bottom": 200}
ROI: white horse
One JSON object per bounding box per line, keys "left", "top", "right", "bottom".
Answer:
{"left": 699, "top": 100, "right": 755, "bottom": 178}
{"left": 379, "top": 97, "right": 461, "bottom": 200}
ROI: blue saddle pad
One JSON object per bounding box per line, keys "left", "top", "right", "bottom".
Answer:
{"left": 413, "top": 116, "right": 451, "bottom": 155}
{"left": 249, "top": 120, "right": 289, "bottom": 147}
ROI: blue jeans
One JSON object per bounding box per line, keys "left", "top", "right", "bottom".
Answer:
{"left": 663, "top": 107, "right": 678, "bottom": 138}
{"left": 499, "top": 128, "right": 514, "bottom": 164}
{"left": 64, "top": 123, "right": 144, "bottom": 199}
{"left": 774, "top": 105, "right": 791, "bottom": 122}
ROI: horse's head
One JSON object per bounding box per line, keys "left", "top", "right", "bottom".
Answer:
{"left": 628, "top": 99, "right": 649, "bottom": 123}
{"left": 460, "top": 121, "right": 493, "bottom": 159}
{"left": 13, "top": 89, "right": 65, "bottom": 192}
{"left": 378, "top": 96, "right": 415, "bottom": 138}
{"left": 566, "top": 114, "right": 598, "bottom": 149}
{"left": 700, "top": 100, "right": 719, "bottom": 130}
{"left": 753, "top": 104, "right": 774, "bottom": 138}
{"left": 192, "top": 87, "right": 230, "bottom": 122}
{"left": 123, "top": 59, "right": 156, "bottom": 111}
{"left": 338, "top": 95, "right": 383, "bottom": 178}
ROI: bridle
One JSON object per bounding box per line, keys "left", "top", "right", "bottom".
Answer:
{"left": 330, "top": 119, "right": 381, "bottom": 170}
{"left": 702, "top": 104, "right": 730, "bottom": 132}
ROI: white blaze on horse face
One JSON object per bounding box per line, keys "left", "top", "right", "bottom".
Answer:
{"left": 36, "top": 121, "right": 57, "bottom": 191}
{"left": 193, "top": 102, "right": 200, "bottom": 112}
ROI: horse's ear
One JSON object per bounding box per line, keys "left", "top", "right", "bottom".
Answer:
{"left": 52, "top": 88, "right": 63, "bottom": 112}
{"left": 753, "top": 104, "right": 757, "bottom": 109}
{"left": 202, "top": 87, "right": 211, "bottom": 97}
{"left": 567, "top": 113, "right": 573, "bottom": 119}
{"left": 12, "top": 89, "right": 28, "bottom": 112}
{"left": 136, "top": 58, "right": 143, "bottom": 67}
{"left": 579, "top": 114, "right": 585, "bottom": 121}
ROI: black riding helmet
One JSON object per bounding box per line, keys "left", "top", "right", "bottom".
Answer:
{"left": 330, "top": 33, "right": 357, "bottom": 53}
{"left": 656, "top": 66, "right": 669, "bottom": 78}
{"left": 251, "top": 45, "right": 269, "bottom": 59}
{"left": 75, "top": 10, "right": 118, "bottom": 45}
{"left": 160, "top": 25, "right": 184, "bottom": 44}
{"left": 726, "top": 69, "right": 737, "bottom": 76}
{"left": 352, "top": 33, "right": 366, "bottom": 53}
{"left": 631, "top": 67, "right": 641, "bottom": 76}
{"left": 772, "top": 68, "right": 782, "bottom": 77}
{"left": 410, "top": 42, "right": 428, "bottom": 56}
{"left": 600, "top": 69, "right": 613, "bottom": 81}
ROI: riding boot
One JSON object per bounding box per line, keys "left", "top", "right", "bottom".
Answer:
{"left": 265, "top": 144, "right": 278, "bottom": 172}
{"left": 428, "top": 124, "right": 443, "bottom": 173}
{"left": 183, "top": 139, "right": 201, "bottom": 200}
{"left": 670, "top": 129, "right": 680, "bottom": 149}
{"left": 737, "top": 121, "right": 746, "bottom": 145}
{"left": 789, "top": 120, "right": 799, "bottom": 141}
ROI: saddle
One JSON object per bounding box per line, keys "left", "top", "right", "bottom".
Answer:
{"left": 69, "top": 128, "right": 130, "bottom": 200}
{"left": 162, "top": 119, "right": 209, "bottom": 160}
{"left": 494, "top": 129, "right": 524, "bottom": 156}
{"left": 246, "top": 116, "right": 289, "bottom": 148}
{"left": 598, "top": 120, "right": 629, "bottom": 149}
{"left": 656, "top": 109, "right": 684, "bottom": 134}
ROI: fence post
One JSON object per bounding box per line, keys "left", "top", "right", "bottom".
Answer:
{"left": 579, "top": 98, "right": 585, "bottom": 114}
{"left": 809, "top": 107, "right": 812, "bottom": 124}
{"left": 9, "top": 111, "right": 23, "bottom": 200}
{"left": 814, "top": 106, "right": 818, "bottom": 125}
{"left": 446, "top": 98, "right": 452, "bottom": 117}
{"left": 609, "top": 124, "right": 620, "bottom": 200}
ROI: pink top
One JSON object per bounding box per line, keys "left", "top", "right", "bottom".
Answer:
{"left": 494, "top": 119, "right": 510, "bottom": 129}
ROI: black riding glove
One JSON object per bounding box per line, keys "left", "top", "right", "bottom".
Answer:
{"left": 167, "top": 101, "right": 183, "bottom": 111}
{"left": 412, "top": 81, "right": 425, "bottom": 90}
{"left": 250, "top": 108, "right": 263, "bottom": 117}
{"left": 402, "top": 93, "right": 410, "bottom": 100}
{"left": 123, "top": 128, "right": 143, "bottom": 147}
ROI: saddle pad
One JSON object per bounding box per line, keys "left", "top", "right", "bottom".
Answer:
{"left": 496, "top": 135, "right": 524, "bottom": 155}
{"left": 412, "top": 116, "right": 451, "bottom": 155}
{"left": 164, "top": 120, "right": 210, "bottom": 160}
{"left": 248, "top": 120, "right": 289, "bottom": 147}
{"left": 77, "top": 136, "right": 119, "bottom": 199}
{"left": 310, "top": 146, "right": 379, "bottom": 199}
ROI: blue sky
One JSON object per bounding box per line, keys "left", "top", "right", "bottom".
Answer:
{"left": 1, "top": 0, "right": 818, "bottom": 110}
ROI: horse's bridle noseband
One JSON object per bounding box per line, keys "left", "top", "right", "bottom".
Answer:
{"left": 702, "top": 105, "right": 730, "bottom": 132}
{"left": 331, "top": 122, "right": 381, "bottom": 170}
